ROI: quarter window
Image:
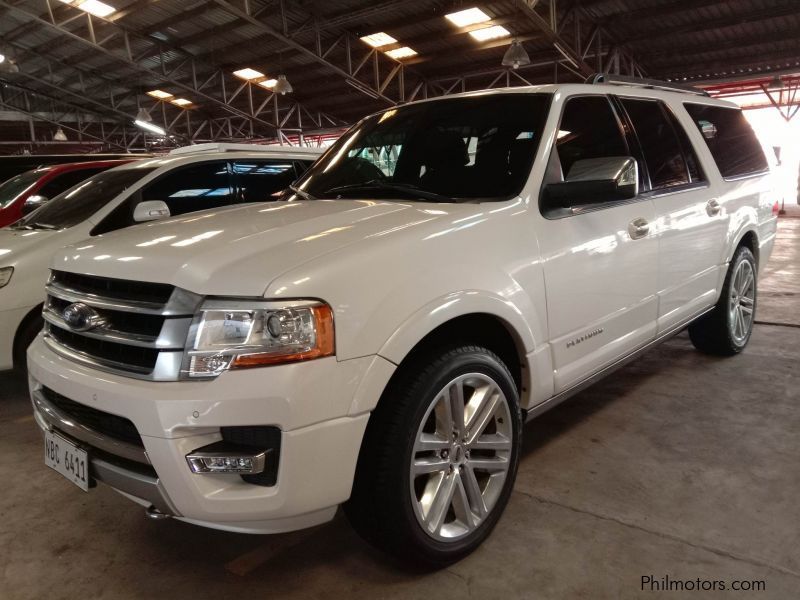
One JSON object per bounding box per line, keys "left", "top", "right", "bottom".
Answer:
{"left": 621, "top": 98, "right": 689, "bottom": 190}
{"left": 683, "top": 104, "right": 768, "bottom": 178}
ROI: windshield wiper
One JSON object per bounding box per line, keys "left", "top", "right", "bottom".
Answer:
{"left": 324, "top": 180, "right": 450, "bottom": 203}
{"left": 29, "top": 222, "right": 60, "bottom": 230}
{"left": 288, "top": 184, "right": 317, "bottom": 201}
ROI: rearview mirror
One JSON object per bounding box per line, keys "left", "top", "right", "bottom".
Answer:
{"left": 22, "top": 195, "right": 49, "bottom": 216}
{"left": 133, "top": 200, "right": 171, "bottom": 223}
{"left": 543, "top": 157, "right": 638, "bottom": 209}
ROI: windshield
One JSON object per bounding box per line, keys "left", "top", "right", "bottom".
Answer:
{"left": 0, "top": 170, "right": 42, "bottom": 209}
{"left": 287, "top": 93, "right": 551, "bottom": 202}
{"left": 15, "top": 167, "right": 154, "bottom": 230}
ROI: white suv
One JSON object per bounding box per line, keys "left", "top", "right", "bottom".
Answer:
{"left": 0, "top": 144, "right": 321, "bottom": 372}
{"left": 28, "top": 79, "right": 778, "bottom": 566}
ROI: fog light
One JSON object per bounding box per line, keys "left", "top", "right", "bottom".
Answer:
{"left": 186, "top": 444, "right": 269, "bottom": 474}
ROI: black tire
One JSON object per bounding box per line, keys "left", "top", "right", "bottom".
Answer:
{"left": 13, "top": 312, "right": 44, "bottom": 375}
{"left": 689, "top": 245, "right": 757, "bottom": 356}
{"left": 345, "top": 345, "right": 522, "bottom": 568}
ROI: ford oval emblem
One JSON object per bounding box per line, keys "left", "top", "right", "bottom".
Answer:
{"left": 62, "top": 302, "right": 106, "bottom": 332}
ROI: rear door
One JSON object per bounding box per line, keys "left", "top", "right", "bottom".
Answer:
{"left": 617, "top": 97, "right": 724, "bottom": 333}
{"left": 537, "top": 94, "right": 659, "bottom": 393}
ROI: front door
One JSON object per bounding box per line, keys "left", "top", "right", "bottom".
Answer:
{"left": 536, "top": 94, "right": 659, "bottom": 393}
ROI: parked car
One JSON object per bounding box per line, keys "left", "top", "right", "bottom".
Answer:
{"left": 0, "top": 160, "right": 136, "bottom": 228}
{"left": 0, "top": 153, "right": 151, "bottom": 183}
{"left": 27, "top": 79, "right": 777, "bottom": 566}
{"left": 0, "top": 143, "right": 321, "bottom": 371}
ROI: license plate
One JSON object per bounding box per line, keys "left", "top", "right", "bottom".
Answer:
{"left": 44, "top": 430, "right": 90, "bottom": 492}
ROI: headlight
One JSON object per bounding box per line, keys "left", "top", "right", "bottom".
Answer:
{"left": 0, "top": 267, "right": 12, "bottom": 288}
{"left": 183, "top": 300, "right": 334, "bottom": 378}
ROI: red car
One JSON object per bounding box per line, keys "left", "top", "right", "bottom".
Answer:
{"left": 0, "top": 159, "right": 135, "bottom": 228}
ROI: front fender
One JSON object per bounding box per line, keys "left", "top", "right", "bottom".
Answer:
{"left": 377, "top": 290, "right": 537, "bottom": 366}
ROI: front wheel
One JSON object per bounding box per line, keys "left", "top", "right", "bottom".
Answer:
{"left": 689, "top": 245, "right": 757, "bottom": 356}
{"left": 345, "top": 345, "right": 522, "bottom": 567}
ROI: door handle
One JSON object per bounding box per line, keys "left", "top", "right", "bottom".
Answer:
{"left": 628, "top": 217, "right": 650, "bottom": 240}
{"left": 706, "top": 199, "right": 722, "bottom": 216}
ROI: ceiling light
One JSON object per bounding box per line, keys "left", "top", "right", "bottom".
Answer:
{"left": 134, "top": 119, "right": 166, "bottom": 136}
{"left": 233, "top": 67, "right": 265, "bottom": 81}
{"left": 170, "top": 98, "right": 192, "bottom": 107}
{"left": 53, "top": 127, "right": 68, "bottom": 142}
{"left": 445, "top": 7, "right": 491, "bottom": 27}
{"left": 385, "top": 46, "right": 417, "bottom": 60}
{"left": 273, "top": 74, "right": 293, "bottom": 95}
{"left": 0, "top": 54, "right": 4, "bottom": 64}
{"left": 258, "top": 78, "right": 278, "bottom": 89}
{"left": 135, "top": 106, "right": 152, "bottom": 122}
{"left": 502, "top": 39, "right": 530, "bottom": 69}
{"left": 58, "top": 0, "right": 116, "bottom": 18}
{"left": 147, "top": 89, "right": 173, "bottom": 99}
{"left": 360, "top": 32, "right": 398, "bottom": 48}
{"left": 469, "top": 25, "right": 510, "bottom": 42}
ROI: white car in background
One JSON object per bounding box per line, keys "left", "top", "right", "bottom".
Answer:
{"left": 27, "top": 79, "right": 778, "bottom": 566}
{"left": 0, "top": 144, "right": 321, "bottom": 371}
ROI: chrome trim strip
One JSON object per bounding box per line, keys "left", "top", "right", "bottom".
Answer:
{"left": 32, "top": 388, "right": 149, "bottom": 465}
{"left": 525, "top": 306, "right": 715, "bottom": 422}
{"left": 43, "top": 308, "right": 190, "bottom": 350}
{"left": 46, "top": 282, "right": 167, "bottom": 315}
{"left": 43, "top": 331, "right": 153, "bottom": 375}
{"left": 42, "top": 331, "right": 184, "bottom": 381}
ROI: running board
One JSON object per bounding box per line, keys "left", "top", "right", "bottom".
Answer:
{"left": 524, "top": 307, "right": 714, "bottom": 422}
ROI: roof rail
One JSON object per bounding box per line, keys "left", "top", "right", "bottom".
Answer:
{"left": 168, "top": 143, "right": 323, "bottom": 156}
{"left": 586, "top": 73, "right": 710, "bottom": 97}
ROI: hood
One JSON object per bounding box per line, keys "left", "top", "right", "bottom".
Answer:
{"left": 0, "top": 227, "right": 66, "bottom": 267}
{"left": 53, "top": 200, "right": 456, "bottom": 296}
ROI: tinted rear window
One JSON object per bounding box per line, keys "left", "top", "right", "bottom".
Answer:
{"left": 683, "top": 104, "right": 768, "bottom": 179}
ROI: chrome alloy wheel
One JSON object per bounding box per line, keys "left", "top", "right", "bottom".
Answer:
{"left": 410, "top": 373, "right": 513, "bottom": 541}
{"left": 729, "top": 259, "right": 755, "bottom": 345}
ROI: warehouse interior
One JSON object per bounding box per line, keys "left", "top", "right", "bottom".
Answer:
{"left": 0, "top": 0, "right": 798, "bottom": 598}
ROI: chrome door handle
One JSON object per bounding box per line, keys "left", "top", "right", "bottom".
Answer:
{"left": 628, "top": 217, "right": 650, "bottom": 240}
{"left": 706, "top": 199, "right": 722, "bottom": 216}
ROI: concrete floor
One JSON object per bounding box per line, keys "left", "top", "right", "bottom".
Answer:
{"left": 1, "top": 212, "right": 799, "bottom": 599}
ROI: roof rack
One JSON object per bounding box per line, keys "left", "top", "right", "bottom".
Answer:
{"left": 168, "top": 143, "right": 323, "bottom": 156}
{"left": 585, "top": 73, "right": 710, "bottom": 97}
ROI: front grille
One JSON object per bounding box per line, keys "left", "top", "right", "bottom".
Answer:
{"left": 44, "top": 271, "right": 201, "bottom": 380}
{"left": 51, "top": 270, "right": 174, "bottom": 304}
{"left": 42, "top": 386, "right": 143, "bottom": 447}
{"left": 49, "top": 326, "right": 159, "bottom": 371}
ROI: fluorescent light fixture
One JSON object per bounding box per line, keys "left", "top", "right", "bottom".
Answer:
{"left": 53, "top": 127, "right": 68, "bottom": 142}
{"left": 445, "top": 7, "right": 491, "bottom": 27}
{"left": 258, "top": 78, "right": 278, "bottom": 89}
{"left": 233, "top": 67, "right": 265, "bottom": 80}
{"left": 360, "top": 32, "right": 397, "bottom": 48}
{"left": 134, "top": 119, "right": 166, "bottom": 136}
{"left": 469, "top": 25, "right": 510, "bottom": 42}
{"left": 58, "top": 0, "right": 116, "bottom": 18}
{"left": 147, "top": 89, "right": 173, "bottom": 99}
{"left": 385, "top": 46, "right": 417, "bottom": 60}
{"left": 170, "top": 98, "right": 192, "bottom": 106}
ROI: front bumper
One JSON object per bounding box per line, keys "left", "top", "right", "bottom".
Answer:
{"left": 28, "top": 335, "right": 388, "bottom": 534}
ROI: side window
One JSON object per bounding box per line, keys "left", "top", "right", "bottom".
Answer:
{"left": 295, "top": 160, "right": 314, "bottom": 174}
{"left": 232, "top": 160, "right": 297, "bottom": 203}
{"left": 621, "top": 98, "right": 689, "bottom": 190}
{"left": 556, "top": 96, "right": 629, "bottom": 179}
{"left": 142, "top": 162, "right": 233, "bottom": 216}
{"left": 664, "top": 108, "right": 703, "bottom": 183}
{"left": 683, "top": 104, "right": 768, "bottom": 178}
{"left": 39, "top": 168, "right": 105, "bottom": 198}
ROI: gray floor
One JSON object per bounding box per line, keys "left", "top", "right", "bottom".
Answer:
{"left": 1, "top": 212, "right": 799, "bottom": 599}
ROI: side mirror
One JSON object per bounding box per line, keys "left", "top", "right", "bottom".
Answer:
{"left": 22, "top": 195, "right": 49, "bottom": 216}
{"left": 543, "top": 157, "right": 638, "bottom": 209}
{"left": 133, "top": 200, "right": 171, "bottom": 223}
